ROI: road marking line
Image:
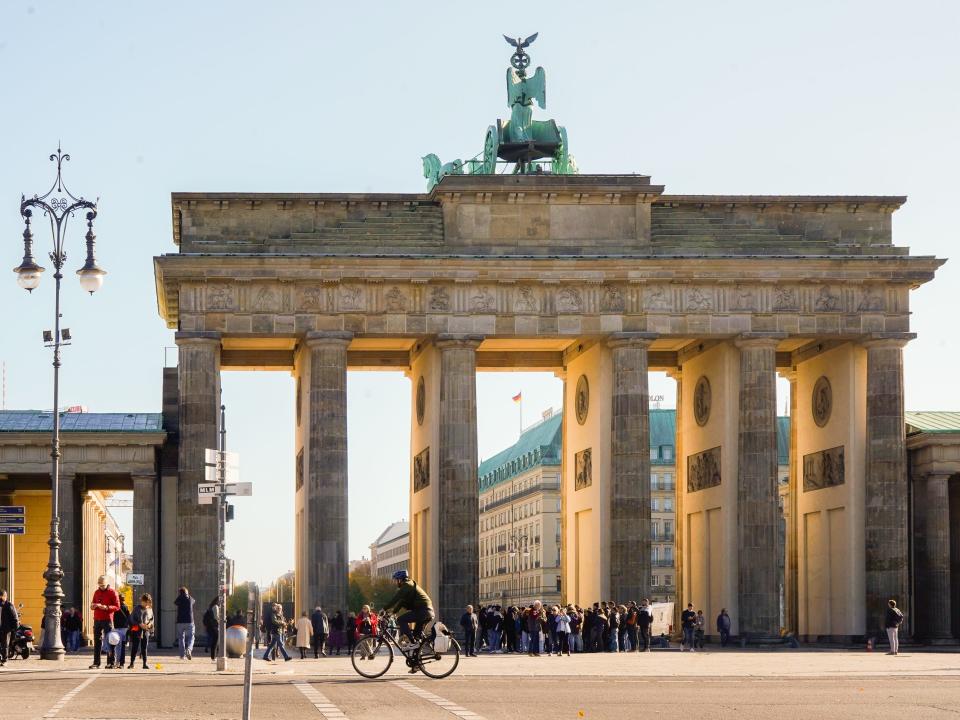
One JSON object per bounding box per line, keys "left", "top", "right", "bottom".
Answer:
{"left": 392, "top": 680, "right": 486, "bottom": 719}
{"left": 292, "top": 680, "right": 349, "bottom": 719}
{"left": 42, "top": 675, "right": 97, "bottom": 718}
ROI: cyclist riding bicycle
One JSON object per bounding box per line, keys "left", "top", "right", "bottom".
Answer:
{"left": 382, "top": 569, "right": 434, "bottom": 645}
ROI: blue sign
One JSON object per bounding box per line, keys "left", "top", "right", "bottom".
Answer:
{"left": 0, "top": 506, "right": 25, "bottom": 516}
{"left": 0, "top": 526, "right": 25, "bottom": 535}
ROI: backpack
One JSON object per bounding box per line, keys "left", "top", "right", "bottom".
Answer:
{"left": 203, "top": 607, "right": 217, "bottom": 630}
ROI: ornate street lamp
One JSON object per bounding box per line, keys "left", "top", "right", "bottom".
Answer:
{"left": 14, "top": 147, "right": 105, "bottom": 661}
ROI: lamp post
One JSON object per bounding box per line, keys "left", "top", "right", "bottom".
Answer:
{"left": 508, "top": 532, "right": 529, "bottom": 606}
{"left": 14, "top": 147, "right": 105, "bottom": 661}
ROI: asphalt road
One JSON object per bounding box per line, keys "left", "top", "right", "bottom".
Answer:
{"left": 3, "top": 671, "right": 960, "bottom": 720}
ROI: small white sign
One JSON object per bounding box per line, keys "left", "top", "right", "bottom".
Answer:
{"left": 126, "top": 573, "right": 145, "bottom": 586}
{"left": 205, "top": 448, "right": 239, "bottom": 467}
{"left": 198, "top": 483, "right": 219, "bottom": 504}
{"left": 204, "top": 465, "right": 240, "bottom": 482}
{"left": 226, "top": 482, "right": 253, "bottom": 497}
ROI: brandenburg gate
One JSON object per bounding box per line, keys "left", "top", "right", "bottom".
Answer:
{"left": 153, "top": 38, "right": 942, "bottom": 639}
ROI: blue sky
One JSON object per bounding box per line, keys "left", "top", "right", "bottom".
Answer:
{"left": 1, "top": 1, "right": 957, "bottom": 584}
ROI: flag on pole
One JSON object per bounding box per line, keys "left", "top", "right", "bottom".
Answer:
{"left": 512, "top": 392, "right": 522, "bottom": 403}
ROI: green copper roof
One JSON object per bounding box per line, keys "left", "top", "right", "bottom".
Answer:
{"left": 0, "top": 411, "right": 164, "bottom": 433}
{"left": 905, "top": 411, "right": 960, "bottom": 434}
{"left": 479, "top": 412, "right": 562, "bottom": 490}
{"left": 478, "top": 408, "right": 790, "bottom": 490}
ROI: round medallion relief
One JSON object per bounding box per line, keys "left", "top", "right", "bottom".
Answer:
{"left": 812, "top": 375, "right": 832, "bottom": 428}
{"left": 575, "top": 375, "right": 590, "bottom": 425}
{"left": 416, "top": 376, "right": 426, "bottom": 426}
{"left": 693, "top": 375, "right": 711, "bottom": 427}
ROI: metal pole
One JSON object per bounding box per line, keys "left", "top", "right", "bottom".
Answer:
{"left": 217, "top": 403, "right": 227, "bottom": 671}
{"left": 241, "top": 581, "right": 255, "bottom": 720}
{"left": 39, "top": 266, "right": 65, "bottom": 660}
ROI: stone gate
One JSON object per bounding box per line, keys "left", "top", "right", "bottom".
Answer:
{"left": 154, "top": 173, "right": 942, "bottom": 638}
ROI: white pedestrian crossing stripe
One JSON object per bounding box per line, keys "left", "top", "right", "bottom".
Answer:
{"left": 43, "top": 675, "right": 97, "bottom": 718}
{"left": 292, "top": 680, "right": 350, "bottom": 719}
{"left": 392, "top": 680, "right": 487, "bottom": 719}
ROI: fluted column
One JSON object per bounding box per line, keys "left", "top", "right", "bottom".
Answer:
{"left": 132, "top": 474, "right": 158, "bottom": 600}
{"left": 864, "top": 336, "right": 910, "bottom": 637}
{"left": 57, "top": 471, "right": 81, "bottom": 607}
{"left": 175, "top": 331, "right": 221, "bottom": 608}
{"left": 608, "top": 333, "right": 656, "bottom": 602}
{"left": 305, "top": 331, "right": 352, "bottom": 614}
{"left": 735, "top": 334, "right": 781, "bottom": 637}
{"left": 923, "top": 473, "right": 953, "bottom": 640}
{"left": 436, "top": 334, "right": 482, "bottom": 624}
{"left": 783, "top": 369, "right": 799, "bottom": 634}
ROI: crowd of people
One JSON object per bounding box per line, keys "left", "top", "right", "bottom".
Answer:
{"left": 459, "top": 599, "right": 670, "bottom": 656}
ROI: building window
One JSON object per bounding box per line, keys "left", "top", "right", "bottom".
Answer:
{"left": 665, "top": 575, "right": 673, "bottom": 586}
{"left": 651, "top": 498, "right": 659, "bottom": 511}
{"left": 662, "top": 445, "right": 674, "bottom": 460}
{"left": 664, "top": 498, "right": 673, "bottom": 511}
{"left": 650, "top": 448, "right": 658, "bottom": 461}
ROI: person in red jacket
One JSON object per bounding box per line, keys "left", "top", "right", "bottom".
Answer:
{"left": 89, "top": 575, "right": 120, "bottom": 669}
{"left": 355, "top": 604, "right": 379, "bottom": 638}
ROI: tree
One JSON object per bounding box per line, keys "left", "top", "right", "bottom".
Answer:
{"left": 347, "top": 564, "right": 396, "bottom": 611}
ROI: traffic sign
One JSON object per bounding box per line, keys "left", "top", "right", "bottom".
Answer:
{"left": 0, "top": 505, "right": 25, "bottom": 518}
{"left": 0, "top": 526, "right": 25, "bottom": 535}
{"left": 126, "top": 573, "right": 145, "bottom": 586}
{"left": 205, "top": 448, "right": 239, "bottom": 467}
{"left": 198, "top": 483, "right": 219, "bottom": 504}
{"left": 205, "top": 464, "right": 240, "bottom": 483}
{"left": 226, "top": 482, "right": 253, "bottom": 497}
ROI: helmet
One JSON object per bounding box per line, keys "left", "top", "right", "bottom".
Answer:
{"left": 392, "top": 569, "right": 409, "bottom": 582}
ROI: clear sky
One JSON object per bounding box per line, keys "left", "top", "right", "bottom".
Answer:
{"left": 1, "top": 1, "right": 957, "bottom": 586}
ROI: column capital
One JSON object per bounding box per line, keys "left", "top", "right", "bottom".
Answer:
{"left": 304, "top": 330, "right": 353, "bottom": 348}
{"left": 607, "top": 332, "right": 657, "bottom": 349}
{"left": 778, "top": 368, "right": 798, "bottom": 382}
{"left": 734, "top": 332, "right": 786, "bottom": 349}
{"left": 175, "top": 331, "right": 221, "bottom": 347}
{"left": 862, "top": 332, "right": 916, "bottom": 350}
{"left": 435, "top": 333, "right": 484, "bottom": 350}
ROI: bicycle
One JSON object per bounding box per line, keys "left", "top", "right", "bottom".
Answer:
{"left": 351, "top": 613, "right": 460, "bottom": 679}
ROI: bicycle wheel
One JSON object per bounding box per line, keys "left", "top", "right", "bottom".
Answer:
{"left": 351, "top": 634, "right": 393, "bottom": 678}
{"left": 417, "top": 635, "right": 460, "bottom": 679}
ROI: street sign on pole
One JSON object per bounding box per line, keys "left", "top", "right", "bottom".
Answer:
{"left": 126, "top": 573, "right": 145, "bottom": 586}
{"left": 198, "top": 483, "right": 219, "bottom": 504}
{"left": 205, "top": 448, "right": 239, "bottom": 467}
{"left": 0, "top": 526, "right": 25, "bottom": 535}
{"left": 0, "top": 506, "right": 25, "bottom": 535}
{"left": 225, "top": 482, "right": 253, "bottom": 497}
{"left": 0, "top": 506, "right": 25, "bottom": 517}
{"left": 204, "top": 465, "right": 240, "bottom": 483}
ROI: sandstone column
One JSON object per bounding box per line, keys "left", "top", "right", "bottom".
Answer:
{"left": 175, "top": 331, "right": 221, "bottom": 609}
{"left": 608, "top": 333, "right": 656, "bottom": 602}
{"left": 132, "top": 474, "right": 158, "bottom": 599}
{"left": 436, "top": 334, "right": 482, "bottom": 624}
{"left": 57, "top": 471, "right": 82, "bottom": 607}
{"left": 305, "top": 331, "right": 352, "bottom": 614}
{"left": 923, "top": 472, "right": 953, "bottom": 641}
{"left": 668, "top": 368, "right": 684, "bottom": 634}
{"left": 735, "top": 334, "right": 781, "bottom": 637}
{"left": 864, "top": 336, "right": 910, "bottom": 637}
{"left": 782, "top": 369, "right": 799, "bottom": 634}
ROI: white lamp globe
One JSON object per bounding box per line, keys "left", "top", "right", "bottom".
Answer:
{"left": 77, "top": 266, "right": 106, "bottom": 294}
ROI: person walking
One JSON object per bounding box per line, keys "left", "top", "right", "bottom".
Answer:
{"left": 694, "top": 610, "right": 706, "bottom": 649}
{"left": 203, "top": 599, "right": 219, "bottom": 661}
{"left": 127, "top": 594, "right": 154, "bottom": 669}
{"left": 295, "top": 611, "right": 313, "bottom": 660}
{"left": 310, "top": 606, "right": 328, "bottom": 658}
{"left": 261, "top": 604, "right": 291, "bottom": 662}
{"left": 638, "top": 599, "right": 653, "bottom": 652}
{"left": 88, "top": 576, "right": 120, "bottom": 669}
{"left": 885, "top": 599, "right": 905, "bottom": 655}
{"left": 486, "top": 605, "right": 503, "bottom": 653}
{"left": 716, "top": 608, "right": 731, "bottom": 648}
{"left": 681, "top": 603, "right": 697, "bottom": 652}
{"left": 173, "top": 587, "right": 196, "bottom": 660}
{"left": 0, "top": 589, "right": 19, "bottom": 666}
{"left": 460, "top": 605, "right": 478, "bottom": 657}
